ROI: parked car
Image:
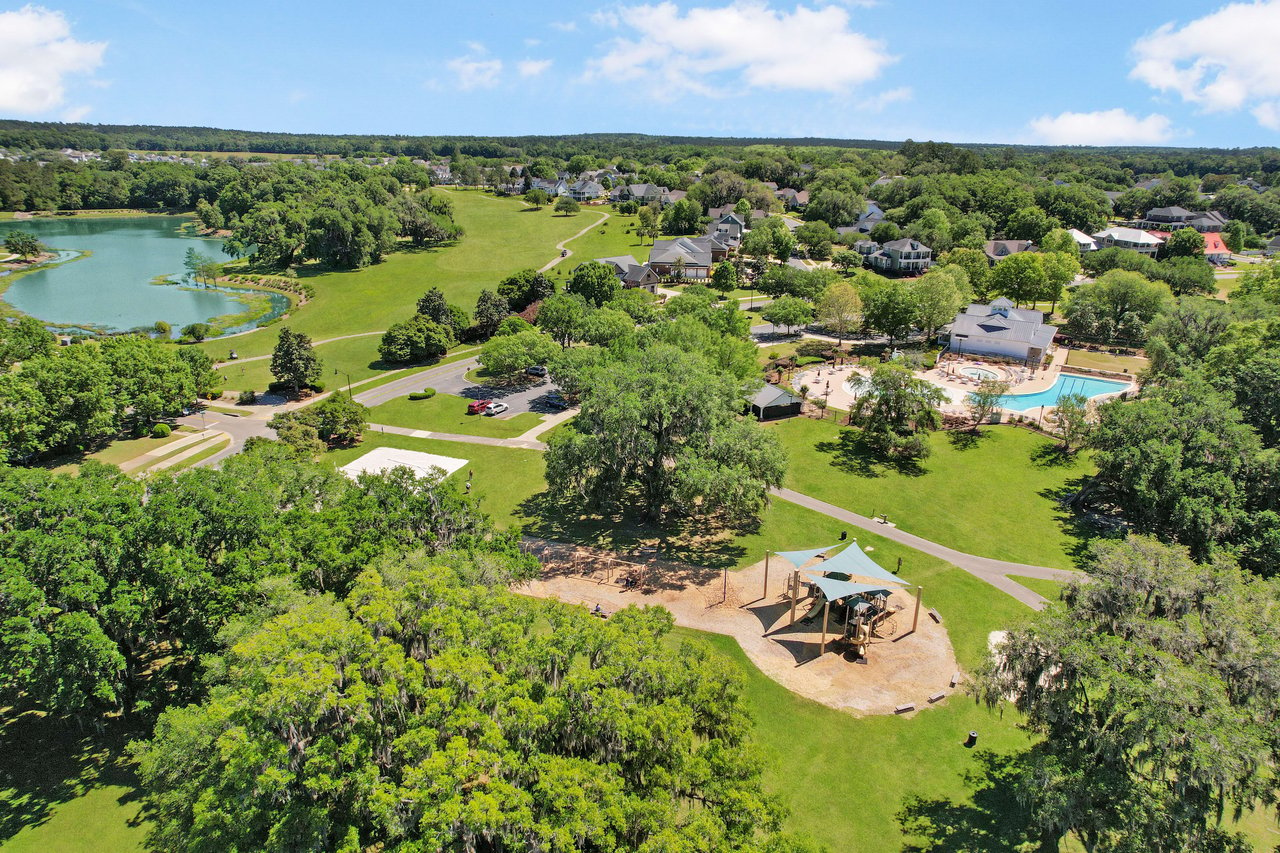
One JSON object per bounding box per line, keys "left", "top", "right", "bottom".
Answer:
{"left": 485, "top": 402, "right": 510, "bottom": 416}
{"left": 525, "top": 365, "right": 548, "bottom": 377}
{"left": 545, "top": 393, "right": 571, "bottom": 410}
{"left": 466, "top": 399, "right": 492, "bottom": 415}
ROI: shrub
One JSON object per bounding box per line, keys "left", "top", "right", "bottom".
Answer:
{"left": 421, "top": 387, "right": 436, "bottom": 397}
{"left": 203, "top": 389, "right": 223, "bottom": 400}
{"left": 796, "top": 339, "right": 834, "bottom": 359}
{"left": 237, "top": 390, "right": 256, "bottom": 405}
{"left": 151, "top": 423, "right": 172, "bottom": 438}
{"left": 796, "top": 356, "right": 826, "bottom": 367}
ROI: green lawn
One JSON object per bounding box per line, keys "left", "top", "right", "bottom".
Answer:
{"left": 45, "top": 426, "right": 199, "bottom": 475}
{"left": 1064, "top": 348, "right": 1147, "bottom": 375}
{"left": 367, "top": 392, "right": 544, "bottom": 438}
{"left": 0, "top": 710, "right": 147, "bottom": 853}
{"left": 559, "top": 211, "right": 644, "bottom": 262}
{"left": 324, "top": 431, "right": 546, "bottom": 528}
{"left": 1008, "top": 574, "right": 1067, "bottom": 602}
{"left": 767, "top": 420, "right": 1097, "bottom": 569}
{"left": 195, "top": 190, "right": 586, "bottom": 362}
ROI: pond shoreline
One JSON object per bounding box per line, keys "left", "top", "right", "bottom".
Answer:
{"left": 0, "top": 215, "right": 291, "bottom": 338}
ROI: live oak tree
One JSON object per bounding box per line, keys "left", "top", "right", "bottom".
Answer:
{"left": 990, "top": 252, "right": 1047, "bottom": 307}
{"left": 908, "top": 264, "right": 971, "bottom": 338}
{"left": 1039, "top": 251, "right": 1081, "bottom": 314}
{"left": 938, "top": 247, "right": 993, "bottom": 301}
{"left": 1062, "top": 270, "right": 1172, "bottom": 344}
{"left": 860, "top": 278, "right": 917, "bottom": 345}
{"left": 975, "top": 536, "right": 1280, "bottom": 853}
{"left": 553, "top": 194, "right": 579, "bottom": 215}
{"left": 472, "top": 288, "right": 510, "bottom": 339}
{"left": 270, "top": 326, "right": 321, "bottom": 396}
{"left": 1160, "top": 226, "right": 1205, "bottom": 259}
{"left": 269, "top": 392, "right": 368, "bottom": 447}
{"left": 134, "top": 558, "right": 806, "bottom": 853}
{"left": 545, "top": 342, "right": 786, "bottom": 523}
{"left": 497, "top": 268, "right": 556, "bottom": 311}
{"left": 478, "top": 329, "right": 559, "bottom": 376}
{"left": 0, "top": 315, "right": 56, "bottom": 369}
{"left": 846, "top": 362, "right": 946, "bottom": 459}
{"left": 566, "top": 260, "right": 620, "bottom": 306}
{"left": 761, "top": 295, "right": 814, "bottom": 334}
{"left": 537, "top": 292, "right": 590, "bottom": 346}
{"left": 378, "top": 315, "right": 454, "bottom": 364}
{"left": 711, "top": 260, "right": 739, "bottom": 297}
{"left": 1052, "top": 392, "right": 1091, "bottom": 451}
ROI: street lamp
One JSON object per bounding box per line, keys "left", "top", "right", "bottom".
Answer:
{"left": 334, "top": 368, "right": 352, "bottom": 395}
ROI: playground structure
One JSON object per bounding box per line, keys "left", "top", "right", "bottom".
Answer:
{"left": 768, "top": 541, "right": 923, "bottom": 661}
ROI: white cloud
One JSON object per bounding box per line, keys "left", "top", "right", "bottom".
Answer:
{"left": 447, "top": 55, "right": 503, "bottom": 90}
{"left": 0, "top": 5, "right": 105, "bottom": 114}
{"left": 517, "top": 59, "right": 553, "bottom": 78}
{"left": 1028, "top": 108, "right": 1175, "bottom": 145}
{"left": 1131, "top": 1, "right": 1280, "bottom": 128}
{"left": 523, "top": 37, "right": 541, "bottom": 46}
{"left": 550, "top": 20, "right": 578, "bottom": 31}
{"left": 865, "top": 86, "right": 912, "bottom": 112}
{"left": 61, "top": 104, "right": 90, "bottom": 122}
{"left": 586, "top": 2, "right": 894, "bottom": 96}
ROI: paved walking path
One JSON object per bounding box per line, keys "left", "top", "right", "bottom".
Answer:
{"left": 366, "top": 421, "right": 547, "bottom": 450}
{"left": 771, "top": 488, "right": 1082, "bottom": 609}
{"left": 214, "top": 330, "right": 386, "bottom": 367}
{"left": 538, "top": 210, "right": 611, "bottom": 272}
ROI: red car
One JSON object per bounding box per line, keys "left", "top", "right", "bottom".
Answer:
{"left": 466, "top": 399, "right": 493, "bottom": 415}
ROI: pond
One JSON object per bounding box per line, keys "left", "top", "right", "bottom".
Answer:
{"left": 1, "top": 216, "right": 287, "bottom": 335}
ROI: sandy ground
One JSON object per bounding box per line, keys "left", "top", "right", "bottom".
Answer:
{"left": 520, "top": 539, "right": 960, "bottom": 716}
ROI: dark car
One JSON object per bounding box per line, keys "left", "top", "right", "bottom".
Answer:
{"left": 545, "top": 393, "right": 571, "bottom": 410}
{"left": 525, "top": 365, "right": 548, "bottom": 377}
{"left": 466, "top": 399, "right": 493, "bottom": 415}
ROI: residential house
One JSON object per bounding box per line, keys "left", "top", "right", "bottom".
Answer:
{"left": 1237, "top": 178, "right": 1267, "bottom": 193}
{"left": 775, "top": 188, "right": 810, "bottom": 209}
{"left": 867, "top": 238, "right": 932, "bottom": 275}
{"left": 1134, "top": 178, "right": 1164, "bottom": 191}
{"left": 568, "top": 179, "right": 606, "bottom": 202}
{"left": 708, "top": 205, "right": 767, "bottom": 221}
{"left": 983, "top": 239, "right": 1036, "bottom": 264}
{"left": 595, "top": 255, "right": 660, "bottom": 293}
{"left": 852, "top": 201, "right": 886, "bottom": 235}
{"left": 707, "top": 212, "right": 747, "bottom": 245}
{"left": 1067, "top": 228, "right": 1098, "bottom": 252}
{"left": 1136, "top": 207, "right": 1228, "bottom": 233}
{"left": 1103, "top": 190, "right": 1124, "bottom": 208}
{"left": 531, "top": 178, "right": 570, "bottom": 197}
{"left": 1267, "top": 234, "right": 1280, "bottom": 256}
{"left": 647, "top": 237, "right": 727, "bottom": 279}
{"left": 1143, "top": 206, "right": 1194, "bottom": 225}
{"left": 1092, "top": 227, "right": 1163, "bottom": 257}
{"left": 852, "top": 239, "right": 879, "bottom": 258}
{"left": 659, "top": 188, "right": 687, "bottom": 207}
{"left": 948, "top": 298, "right": 1056, "bottom": 364}
{"left": 1148, "top": 231, "right": 1232, "bottom": 264}
{"left": 612, "top": 183, "right": 669, "bottom": 204}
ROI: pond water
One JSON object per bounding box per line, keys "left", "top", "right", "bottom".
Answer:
{"left": 1, "top": 217, "right": 286, "bottom": 334}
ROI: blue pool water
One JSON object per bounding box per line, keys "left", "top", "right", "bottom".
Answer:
{"left": 997, "top": 373, "right": 1130, "bottom": 411}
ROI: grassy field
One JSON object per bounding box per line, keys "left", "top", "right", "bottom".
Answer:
{"left": 1008, "top": 574, "right": 1066, "bottom": 601}
{"left": 558, "top": 210, "right": 643, "bottom": 262}
{"left": 1063, "top": 348, "right": 1147, "bottom": 375}
{"left": 367, "top": 392, "right": 544, "bottom": 438}
{"left": 45, "top": 426, "right": 201, "bottom": 475}
{"left": 0, "top": 710, "right": 147, "bottom": 853}
{"left": 325, "top": 431, "right": 546, "bottom": 527}
{"left": 195, "top": 190, "right": 586, "bottom": 363}
{"left": 767, "top": 420, "right": 1097, "bottom": 569}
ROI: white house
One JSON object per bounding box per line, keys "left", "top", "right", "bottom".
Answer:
{"left": 1067, "top": 228, "right": 1098, "bottom": 252}
{"left": 1092, "top": 227, "right": 1163, "bottom": 257}
{"left": 948, "top": 298, "right": 1057, "bottom": 364}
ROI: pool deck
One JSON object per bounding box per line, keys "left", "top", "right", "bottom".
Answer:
{"left": 791, "top": 347, "right": 1134, "bottom": 417}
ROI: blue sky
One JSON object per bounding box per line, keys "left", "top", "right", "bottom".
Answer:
{"left": 3, "top": 0, "right": 1280, "bottom": 148}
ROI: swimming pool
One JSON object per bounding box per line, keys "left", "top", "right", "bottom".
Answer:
{"left": 996, "top": 373, "right": 1131, "bottom": 411}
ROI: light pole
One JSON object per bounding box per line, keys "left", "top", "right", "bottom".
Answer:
{"left": 334, "top": 368, "right": 352, "bottom": 395}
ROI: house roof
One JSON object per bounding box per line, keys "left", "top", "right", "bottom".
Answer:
{"left": 984, "top": 239, "right": 1035, "bottom": 260}
{"left": 751, "top": 384, "right": 803, "bottom": 410}
{"left": 1067, "top": 228, "right": 1098, "bottom": 250}
{"left": 1202, "top": 233, "right": 1229, "bottom": 255}
{"left": 953, "top": 301, "right": 1056, "bottom": 347}
{"left": 883, "top": 238, "right": 930, "bottom": 252}
{"left": 596, "top": 255, "right": 641, "bottom": 273}
{"left": 1094, "top": 227, "right": 1163, "bottom": 246}
{"left": 1146, "top": 206, "right": 1192, "bottom": 219}
{"left": 649, "top": 237, "right": 715, "bottom": 266}
{"left": 621, "top": 263, "right": 659, "bottom": 285}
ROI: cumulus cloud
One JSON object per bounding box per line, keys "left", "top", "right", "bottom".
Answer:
{"left": 517, "top": 59, "right": 553, "bottom": 78}
{"left": 447, "top": 54, "right": 503, "bottom": 90}
{"left": 0, "top": 5, "right": 105, "bottom": 114}
{"left": 586, "top": 2, "right": 894, "bottom": 96}
{"left": 865, "top": 86, "right": 912, "bottom": 112}
{"left": 1028, "top": 108, "right": 1175, "bottom": 145}
{"left": 1131, "top": 1, "right": 1280, "bottom": 127}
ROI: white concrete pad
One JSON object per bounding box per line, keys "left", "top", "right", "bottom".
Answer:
{"left": 339, "top": 446, "right": 468, "bottom": 480}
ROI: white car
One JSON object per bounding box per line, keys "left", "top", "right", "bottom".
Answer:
{"left": 484, "top": 402, "right": 510, "bottom": 416}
